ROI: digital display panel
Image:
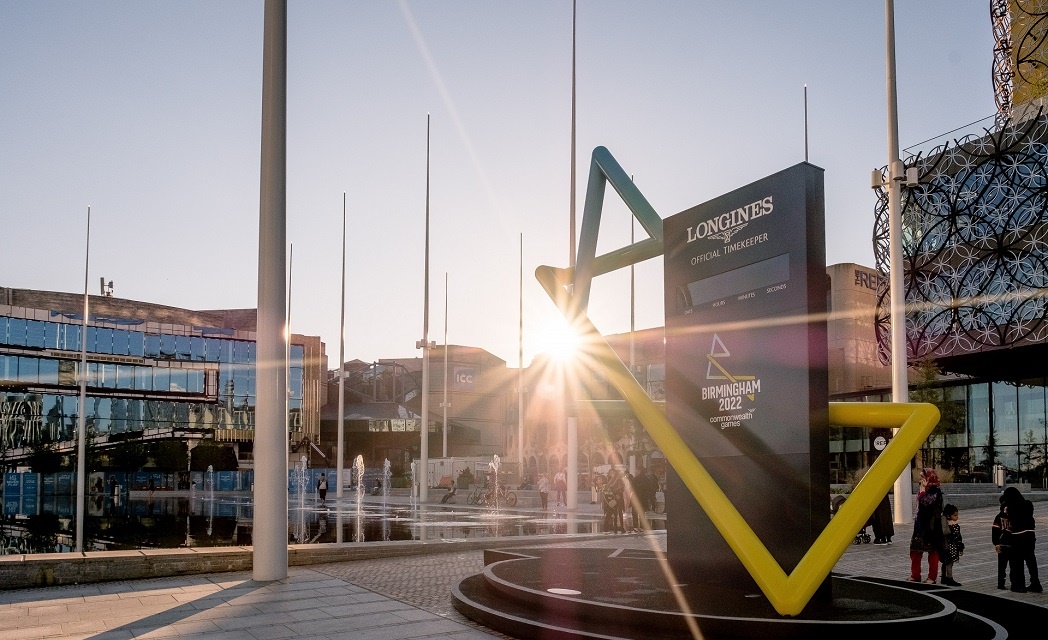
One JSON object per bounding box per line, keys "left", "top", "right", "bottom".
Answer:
{"left": 678, "top": 253, "right": 790, "bottom": 310}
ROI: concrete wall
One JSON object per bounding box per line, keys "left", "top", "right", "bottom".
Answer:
{"left": 0, "top": 532, "right": 610, "bottom": 590}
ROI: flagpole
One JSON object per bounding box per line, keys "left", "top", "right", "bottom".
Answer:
{"left": 565, "top": 0, "right": 579, "bottom": 511}
{"left": 337, "top": 193, "right": 346, "bottom": 498}
{"left": 417, "top": 113, "right": 432, "bottom": 503}
{"left": 518, "top": 233, "right": 524, "bottom": 472}
{"left": 287, "top": 243, "right": 293, "bottom": 455}
{"left": 442, "top": 272, "right": 449, "bottom": 458}
{"left": 74, "top": 206, "right": 90, "bottom": 553}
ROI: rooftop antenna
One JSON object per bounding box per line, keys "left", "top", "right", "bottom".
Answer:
{"left": 804, "top": 84, "right": 809, "bottom": 162}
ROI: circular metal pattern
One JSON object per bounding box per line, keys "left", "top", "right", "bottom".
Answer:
{"left": 874, "top": 112, "right": 1048, "bottom": 364}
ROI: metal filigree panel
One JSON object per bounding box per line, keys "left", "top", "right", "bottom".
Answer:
{"left": 992, "top": 0, "right": 1013, "bottom": 122}
{"left": 873, "top": 111, "right": 1048, "bottom": 365}
{"left": 993, "top": 0, "right": 1048, "bottom": 125}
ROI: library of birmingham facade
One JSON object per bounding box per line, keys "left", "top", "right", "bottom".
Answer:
{"left": 848, "top": 5, "right": 1048, "bottom": 488}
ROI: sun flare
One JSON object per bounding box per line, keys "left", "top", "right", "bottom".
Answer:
{"left": 535, "top": 316, "right": 580, "bottom": 363}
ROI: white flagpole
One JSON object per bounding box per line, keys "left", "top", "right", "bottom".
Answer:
{"left": 74, "top": 206, "right": 90, "bottom": 553}
{"left": 565, "top": 0, "right": 579, "bottom": 511}
{"left": 337, "top": 194, "right": 346, "bottom": 498}
{"left": 418, "top": 113, "right": 432, "bottom": 503}
{"left": 442, "top": 273, "right": 449, "bottom": 458}
{"left": 518, "top": 233, "right": 524, "bottom": 471}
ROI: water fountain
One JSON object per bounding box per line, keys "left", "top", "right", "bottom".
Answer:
{"left": 380, "top": 459, "right": 393, "bottom": 541}
{"left": 382, "top": 459, "right": 392, "bottom": 508}
{"left": 299, "top": 456, "right": 308, "bottom": 504}
{"left": 409, "top": 461, "right": 417, "bottom": 510}
{"left": 353, "top": 455, "right": 365, "bottom": 516}
{"left": 489, "top": 454, "right": 501, "bottom": 514}
{"left": 354, "top": 454, "right": 365, "bottom": 543}
{"left": 206, "top": 465, "right": 214, "bottom": 499}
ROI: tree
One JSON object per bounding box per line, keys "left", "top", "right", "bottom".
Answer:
{"left": 190, "top": 440, "right": 238, "bottom": 471}
{"left": 110, "top": 440, "right": 149, "bottom": 473}
{"left": 27, "top": 440, "right": 65, "bottom": 474}
{"left": 152, "top": 440, "right": 188, "bottom": 472}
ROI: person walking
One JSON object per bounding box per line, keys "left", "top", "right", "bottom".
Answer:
{"left": 317, "top": 472, "right": 328, "bottom": 505}
{"left": 607, "top": 469, "right": 626, "bottom": 533}
{"left": 537, "top": 473, "right": 550, "bottom": 511}
{"left": 622, "top": 471, "right": 636, "bottom": 531}
{"left": 908, "top": 468, "right": 945, "bottom": 584}
{"left": 554, "top": 469, "right": 567, "bottom": 506}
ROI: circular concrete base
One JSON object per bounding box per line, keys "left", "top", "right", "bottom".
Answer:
{"left": 452, "top": 547, "right": 1008, "bottom": 640}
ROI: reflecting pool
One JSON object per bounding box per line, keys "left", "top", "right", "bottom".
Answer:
{"left": 1, "top": 493, "right": 653, "bottom": 554}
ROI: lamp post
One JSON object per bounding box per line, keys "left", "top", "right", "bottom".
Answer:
{"left": 885, "top": 0, "right": 912, "bottom": 526}
{"left": 253, "top": 0, "right": 289, "bottom": 581}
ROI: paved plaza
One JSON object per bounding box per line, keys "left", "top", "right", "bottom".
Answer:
{"left": 0, "top": 502, "right": 1044, "bottom": 639}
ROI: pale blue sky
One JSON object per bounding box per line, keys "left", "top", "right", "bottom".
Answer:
{"left": 0, "top": 1, "right": 995, "bottom": 366}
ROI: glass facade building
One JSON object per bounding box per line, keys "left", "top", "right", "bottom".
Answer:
{"left": 0, "top": 296, "right": 312, "bottom": 468}
{"left": 831, "top": 381, "right": 1048, "bottom": 488}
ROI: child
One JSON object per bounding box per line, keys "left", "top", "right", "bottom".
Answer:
{"left": 940, "top": 503, "right": 964, "bottom": 586}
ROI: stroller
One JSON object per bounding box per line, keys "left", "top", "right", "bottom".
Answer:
{"left": 830, "top": 494, "right": 871, "bottom": 545}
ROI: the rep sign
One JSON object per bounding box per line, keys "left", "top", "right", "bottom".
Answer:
{"left": 663, "top": 163, "right": 829, "bottom": 590}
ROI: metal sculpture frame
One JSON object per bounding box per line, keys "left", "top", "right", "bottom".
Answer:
{"left": 538, "top": 147, "right": 940, "bottom": 616}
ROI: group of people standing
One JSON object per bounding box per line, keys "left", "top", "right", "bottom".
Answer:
{"left": 536, "top": 469, "right": 567, "bottom": 510}
{"left": 993, "top": 485, "right": 1042, "bottom": 592}
{"left": 908, "top": 468, "right": 964, "bottom": 585}
{"left": 908, "top": 467, "right": 1040, "bottom": 592}
{"left": 599, "top": 468, "right": 659, "bottom": 533}
{"left": 535, "top": 466, "right": 661, "bottom": 535}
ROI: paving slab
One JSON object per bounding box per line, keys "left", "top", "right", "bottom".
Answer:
{"left": 0, "top": 503, "right": 1042, "bottom": 639}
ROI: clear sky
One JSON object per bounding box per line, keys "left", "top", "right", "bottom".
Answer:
{"left": 0, "top": 1, "right": 996, "bottom": 368}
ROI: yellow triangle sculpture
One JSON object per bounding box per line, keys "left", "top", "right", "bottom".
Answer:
{"left": 536, "top": 265, "right": 940, "bottom": 617}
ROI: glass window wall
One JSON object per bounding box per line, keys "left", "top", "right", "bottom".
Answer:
{"left": 993, "top": 382, "right": 1019, "bottom": 447}
{"left": 26, "top": 320, "right": 45, "bottom": 348}
{"left": 145, "top": 334, "right": 161, "bottom": 358}
{"left": 8, "top": 318, "right": 26, "bottom": 345}
{"left": 2, "top": 315, "right": 305, "bottom": 461}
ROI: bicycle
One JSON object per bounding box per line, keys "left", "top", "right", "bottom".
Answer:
{"left": 476, "top": 483, "right": 517, "bottom": 507}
